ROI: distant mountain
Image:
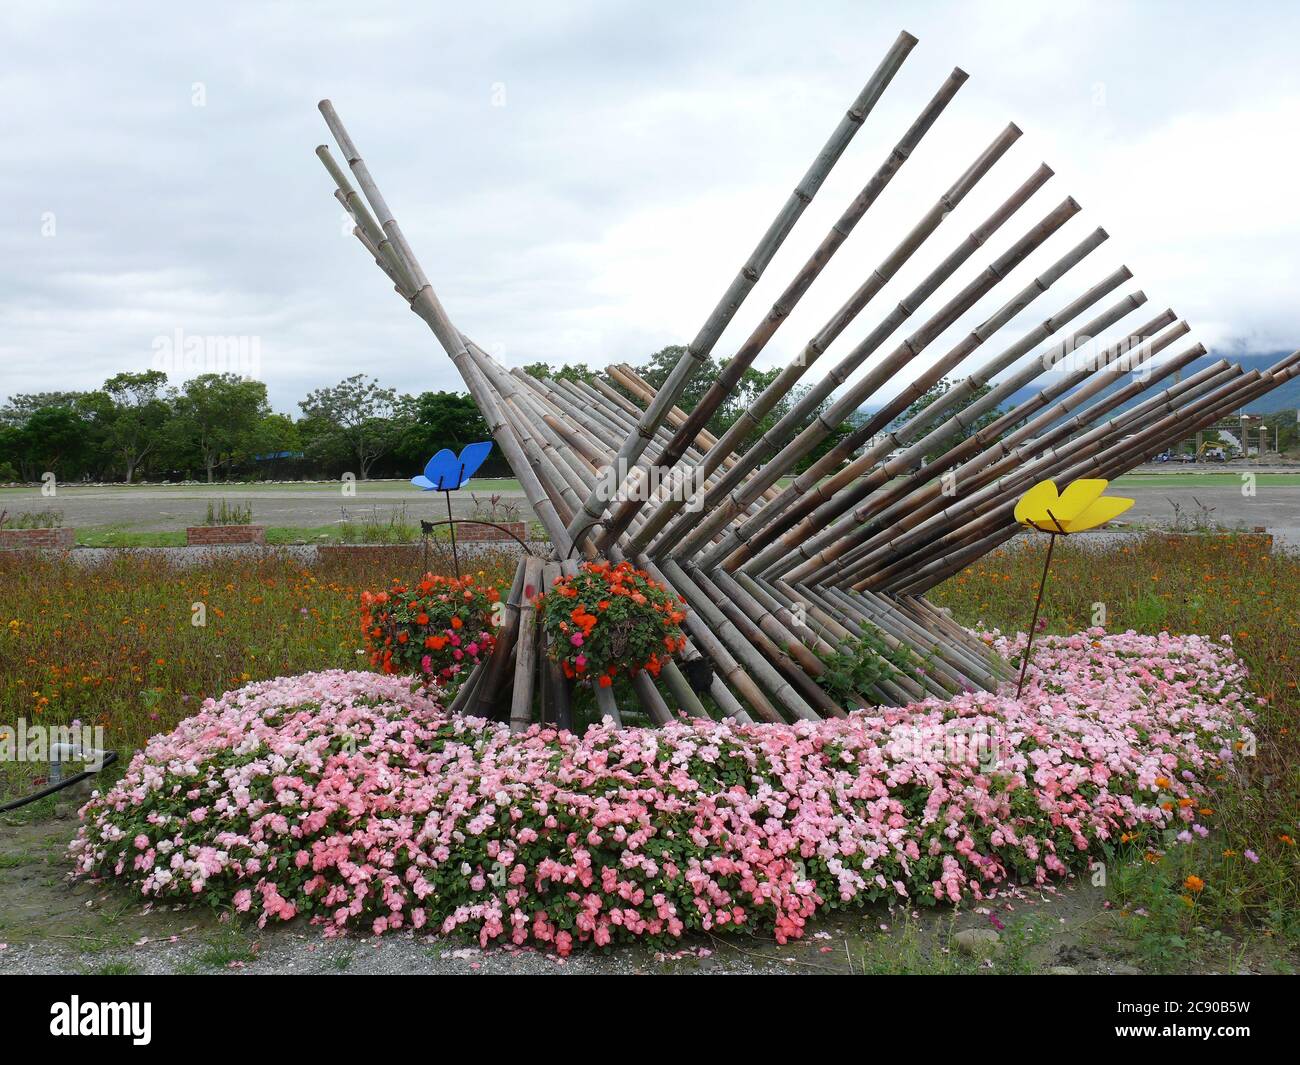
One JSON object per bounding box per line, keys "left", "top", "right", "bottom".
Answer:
{"left": 844, "top": 351, "right": 1298, "bottom": 430}
{"left": 993, "top": 351, "right": 1300, "bottom": 415}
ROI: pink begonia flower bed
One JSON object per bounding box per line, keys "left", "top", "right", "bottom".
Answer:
{"left": 70, "top": 629, "right": 1256, "bottom": 954}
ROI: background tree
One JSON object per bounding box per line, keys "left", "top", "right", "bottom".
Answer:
{"left": 102, "top": 370, "right": 174, "bottom": 483}
{"left": 176, "top": 374, "right": 269, "bottom": 482}
{"left": 394, "top": 390, "right": 501, "bottom": 472}
{"left": 299, "top": 374, "right": 406, "bottom": 480}
{"left": 632, "top": 346, "right": 723, "bottom": 420}
{"left": 11, "top": 405, "right": 94, "bottom": 480}
{"left": 520, "top": 361, "right": 600, "bottom": 385}
{"left": 0, "top": 391, "right": 88, "bottom": 428}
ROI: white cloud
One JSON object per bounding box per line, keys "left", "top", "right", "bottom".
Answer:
{"left": 1, "top": 0, "right": 1297, "bottom": 416}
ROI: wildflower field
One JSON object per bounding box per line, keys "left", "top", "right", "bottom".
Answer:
{"left": 2, "top": 533, "right": 1297, "bottom": 966}
{"left": 0, "top": 545, "right": 517, "bottom": 794}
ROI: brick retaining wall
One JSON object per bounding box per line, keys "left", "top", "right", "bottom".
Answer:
{"left": 454, "top": 521, "right": 527, "bottom": 543}
{"left": 0, "top": 527, "right": 76, "bottom": 550}
{"left": 185, "top": 525, "right": 266, "bottom": 545}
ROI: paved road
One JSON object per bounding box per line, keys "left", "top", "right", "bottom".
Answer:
{"left": 0, "top": 482, "right": 531, "bottom": 532}
{"left": 3, "top": 469, "right": 1298, "bottom": 546}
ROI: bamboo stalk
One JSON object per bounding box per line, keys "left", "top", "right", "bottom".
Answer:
{"left": 628, "top": 124, "right": 1029, "bottom": 556}
{"left": 597, "top": 65, "right": 969, "bottom": 548}
{"left": 775, "top": 310, "right": 1181, "bottom": 584}
{"left": 718, "top": 233, "right": 1115, "bottom": 566}
{"left": 567, "top": 32, "right": 919, "bottom": 544}
{"left": 540, "top": 561, "right": 572, "bottom": 731}
{"left": 509, "top": 556, "right": 544, "bottom": 732}
{"left": 667, "top": 186, "right": 1078, "bottom": 562}
{"left": 317, "top": 102, "right": 579, "bottom": 556}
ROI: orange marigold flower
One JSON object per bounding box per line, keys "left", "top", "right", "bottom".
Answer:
{"left": 1183, "top": 875, "right": 1205, "bottom": 894}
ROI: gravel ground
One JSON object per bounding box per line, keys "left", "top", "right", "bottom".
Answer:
{"left": 0, "top": 932, "right": 808, "bottom": 976}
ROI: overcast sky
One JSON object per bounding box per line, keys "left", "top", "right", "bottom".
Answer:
{"left": 3, "top": 0, "right": 1299, "bottom": 415}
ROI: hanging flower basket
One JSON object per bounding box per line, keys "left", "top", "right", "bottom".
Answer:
{"left": 361, "top": 572, "right": 501, "bottom": 691}
{"left": 540, "top": 561, "right": 687, "bottom": 687}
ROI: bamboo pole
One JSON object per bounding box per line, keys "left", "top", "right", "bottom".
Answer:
{"left": 626, "top": 123, "right": 1028, "bottom": 555}
{"left": 539, "top": 561, "right": 573, "bottom": 731}
{"left": 509, "top": 556, "right": 544, "bottom": 732}
{"left": 893, "top": 360, "right": 1300, "bottom": 595}
{"left": 317, "top": 102, "right": 579, "bottom": 556}
{"left": 772, "top": 310, "right": 1181, "bottom": 584}
{"left": 666, "top": 187, "right": 1078, "bottom": 562}
{"left": 861, "top": 365, "right": 1271, "bottom": 592}
{"left": 566, "top": 32, "right": 919, "bottom": 544}
{"left": 718, "top": 241, "right": 1124, "bottom": 571}
{"left": 597, "top": 66, "right": 969, "bottom": 548}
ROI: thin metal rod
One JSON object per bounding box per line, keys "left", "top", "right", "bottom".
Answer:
{"left": 1015, "top": 531, "right": 1057, "bottom": 699}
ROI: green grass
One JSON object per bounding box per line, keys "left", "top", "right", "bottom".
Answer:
{"left": 88, "top": 960, "right": 142, "bottom": 976}
{"left": 1112, "top": 472, "right": 1300, "bottom": 488}
{"left": 76, "top": 527, "right": 186, "bottom": 547}
{"left": 195, "top": 930, "right": 259, "bottom": 968}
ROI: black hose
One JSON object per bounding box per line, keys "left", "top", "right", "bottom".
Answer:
{"left": 0, "top": 750, "right": 118, "bottom": 812}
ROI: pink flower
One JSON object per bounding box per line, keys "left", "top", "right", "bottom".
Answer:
{"left": 67, "top": 631, "right": 1257, "bottom": 957}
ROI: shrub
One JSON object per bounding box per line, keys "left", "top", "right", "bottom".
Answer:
{"left": 203, "top": 500, "right": 253, "bottom": 526}
{"left": 0, "top": 507, "right": 64, "bottom": 529}
{"left": 818, "top": 626, "right": 927, "bottom": 707}
{"left": 339, "top": 504, "right": 417, "bottom": 544}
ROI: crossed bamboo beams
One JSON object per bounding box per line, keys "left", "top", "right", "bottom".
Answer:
{"left": 316, "top": 28, "right": 1296, "bottom": 732}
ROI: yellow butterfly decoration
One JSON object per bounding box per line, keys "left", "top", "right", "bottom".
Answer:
{"left": 1014, "top": 478, "right": 1134, "bottom": 534}
{"left": 1012, "top": 479, "right": 1134, "bottom": 697}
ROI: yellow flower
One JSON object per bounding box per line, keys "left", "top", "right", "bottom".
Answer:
{"left": 1014, "top": 478, "right": 1134, "bottom": 534}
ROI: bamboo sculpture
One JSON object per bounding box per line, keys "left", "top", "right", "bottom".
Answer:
{"left": 316, "top": 29, "right": 1298, "bottom": 730}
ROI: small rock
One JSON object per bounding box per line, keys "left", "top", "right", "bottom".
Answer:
{"left": 1048, "top": 965, "right": 1078, "bottom": 975}
{"left": 953, "top": 928, "right": 1000, "bottom": 955}
{"left": 53, "top": 802, "right": 73, "bottom": 819}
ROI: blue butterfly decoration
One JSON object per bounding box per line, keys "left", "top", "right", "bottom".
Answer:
{"left": 411, "top": 441, "right": 493, "bottom": 491}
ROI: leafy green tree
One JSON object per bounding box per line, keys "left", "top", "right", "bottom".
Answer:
{"left": 102, "top": 370, "right": 174, "bottom": 483}
{"left": 299, "top": 374, "right": 407, "bottom": 480}
{"left": 0, "top": 392, "right": 88, "bottom": 429}
{"left": 176, "top": 374, "right": 269, "bottom": 482}
{"left": 395, "top": 390, "right": 492, "bottom": 471}
{"left": 13, "top": 405, "right": 93, "bottom": 480}
{"left": 520, "top": 362, "right": 599, "bottom": 385}
{"left": 632, "top": 346, "right": 723, "bottom": 419}
{"left": 246, "top": 413, "right": 301, "bottom": 457}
